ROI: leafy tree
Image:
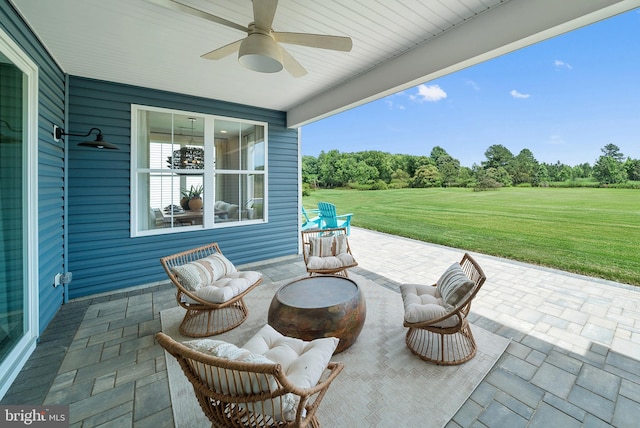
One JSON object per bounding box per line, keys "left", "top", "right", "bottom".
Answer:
{"left": 592, "top": 144, "right": 628, "bottom": 184}
{"left": 601, "top": 143, "right": 625, "bottom": 162}
{"left": 474, "top": 168, "right": 502, "bottom": 191}
{"left": 390, "top": 169, "right": 410, "bottom": 188}
{"left": 406, "top": 155, "right": 433, "bottom": 177}
{"left": 316, "top": 150, "right": 343, "bottom": 187}
{"left": 333, "top": 156, "right": 358, "bottom": 185}
{"left": 624, "top": 158, "right": 640, "bottom": 181}
{"left": 429, "top": 146, "right": 460, "bottom": 186}
{"left": 411, "top": 165, "right": 442, "bottom": 188}
{"left": 438, "top": 156, "right": 461, "bottom": 187}
{"left": 483, "top": 144, "right": 514, "bottom": 170}
{"left": 457, "top": 166, "right": 474, "bottom": 187}
{"left": 534, "top": 164, "right": 550, "bottom": 186}
{"left": 429, "top": 146, "right": 450, "bottom": 164}
{"left": 572, "top": 163, "right": 592, "bottom": 179}
{"left": 301, "top": 155, "right": 319, "bottom": 187}
{"left": 510, "top": 149, "right": 538, "bottom": 184}
{"left": 352, "top": 160, "right": 379, "bottom": 184}
{"left": 354, "top": 151, "right": 392, "bottom": 182}
{"left": 593, "top": 155, "right": 628, "bottom": 184}
{"left": 487, "top": 166, "right": 513, "bottom": 187}
{"left": 558, "top": 165, "right": 573, "bottom": 182}
{"left": 541, "top": 161, "right": 573, "bottom": 182}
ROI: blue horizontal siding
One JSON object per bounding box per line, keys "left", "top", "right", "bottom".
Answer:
{"left": 67, "top": 76, "right": 300, "bottom": 299}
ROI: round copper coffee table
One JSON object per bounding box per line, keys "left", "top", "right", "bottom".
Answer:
{"left": 267, "top": 275, "right": 366, "bottom": 353}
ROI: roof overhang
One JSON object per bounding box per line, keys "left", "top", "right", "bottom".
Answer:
{"left": 11, "top": 0, "right": 640, "bottom": 128}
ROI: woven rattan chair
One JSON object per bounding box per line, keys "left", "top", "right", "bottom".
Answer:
{"left": 160, "top": 243, "right": 262, "bottom": 337}
{"left": 301, "top": 227, "right": 358, "bottom": 277}
{"left": 156, "top": 329, "right": 344, "bottom": 428}
{"left": 400, "top": 253, "right": 486, "bottom": 365}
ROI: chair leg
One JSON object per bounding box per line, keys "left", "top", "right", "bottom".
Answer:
{"left": 179, "top": 301, "right": 248, "bottom": 337}
{"left": 405, "top": 322, "right": 477, "bottom": 365}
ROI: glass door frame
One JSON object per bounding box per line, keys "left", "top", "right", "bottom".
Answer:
{"left": 0, "top": 26, "right": 39, "bottom": 399}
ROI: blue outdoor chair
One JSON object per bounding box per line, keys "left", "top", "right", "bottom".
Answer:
{"left": 302, "top": 206, "right": 321, "bottom": 230}
{"left": 317, "top": 202, "right": 353, "bottom": 235}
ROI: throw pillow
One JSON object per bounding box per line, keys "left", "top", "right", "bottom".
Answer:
{"left": 309, "top": 236, "right": 334, "bottom": 257}
{"left": 436, "top": 262, "right": 475, "bottom": 308}
{"left": 172, "top": 252, "right": 237, "bottom": 291}
{"left": 334, "top": 234, "right": 348, "bottom": 254}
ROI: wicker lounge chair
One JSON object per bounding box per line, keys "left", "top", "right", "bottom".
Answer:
{"left": 156, "top": 324, "right": 344, "bottom": 427}
{"left": 301, "top": 227, "right": 358, "bottom": 277}
{"left": 400, "top": 253, "right": 486, "bottom": 365}
{"left": 160, "top": 242, "right": 262, "bottom": 337}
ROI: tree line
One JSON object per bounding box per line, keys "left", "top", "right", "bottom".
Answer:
{"left": 302, "top": 143, "right": 640, "bottom": 191}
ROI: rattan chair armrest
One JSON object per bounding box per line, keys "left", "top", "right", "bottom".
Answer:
{"left": 291, "top": 362, "right": 345, "bottom": 426}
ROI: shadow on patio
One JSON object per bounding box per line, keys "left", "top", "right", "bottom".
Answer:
{"left": 2, "top": 227, "right": 639, "bottom": 427}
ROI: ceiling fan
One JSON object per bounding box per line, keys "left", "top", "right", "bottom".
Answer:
{"left": 149, "top": 0, "right": 353, "bottom": 77}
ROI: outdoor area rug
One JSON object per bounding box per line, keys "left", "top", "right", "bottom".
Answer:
{"left": 160, "top": 273, "right": 510, "bottom": 427}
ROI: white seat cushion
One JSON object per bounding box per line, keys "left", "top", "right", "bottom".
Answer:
{"left": 400, "top": 283, "right": 459, "bottom": 328}
{"left": 183, "top": 337, "right": 295, "bottom": 420}
{"left": 184, "top": 271, "right": 262, "bottom": 303}
{"left": 183, "top": 324, "right": 338, "bottom": 421}
{"left": 242, "top": 324, "right": 338, "bottom": 390}
{"left": 306, "top": 253, "right": 355, "bottom": 270}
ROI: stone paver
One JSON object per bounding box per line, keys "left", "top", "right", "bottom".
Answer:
{"left": 2, "top": 227, "right": 640, "bottom": 427}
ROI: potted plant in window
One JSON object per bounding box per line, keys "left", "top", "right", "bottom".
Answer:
{"left": 188, "top": 185, "right": 203, "bottom": 211}
{"left": 180, "top": 188, "right": 192, "bottom": 210}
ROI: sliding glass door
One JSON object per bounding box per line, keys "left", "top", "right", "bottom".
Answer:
{"left": 0, "top": 54, "right": 25, "bottom": 365}
{"left": 0, "top": 27, "right": 38, "bottom": 398}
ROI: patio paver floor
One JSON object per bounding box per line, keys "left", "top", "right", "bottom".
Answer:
{"left": 2, "top": 227, "right": 639, "bottom": 427}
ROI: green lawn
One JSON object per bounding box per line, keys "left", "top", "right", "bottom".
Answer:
{"left": 304, "top": 188, "right": 640, "bottom": 286}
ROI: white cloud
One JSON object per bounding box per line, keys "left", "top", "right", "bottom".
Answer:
{"left": 466, "top": 79, "right": 480, "bottom": 91}
{"left": 385, "top": 98, "right": 406, "bottom": 110}
{"left": 410, "top": 84, "right": 447, "bottom": 102}
{"left": 510, "top": 89, "right": 530, "bottom": 99}
{"left": 554, "top": 60, "right": 573, "bottom": 70}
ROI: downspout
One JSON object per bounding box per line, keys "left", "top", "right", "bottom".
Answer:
{"left": 63, "top": 74, "right": 69, "bottom": 303}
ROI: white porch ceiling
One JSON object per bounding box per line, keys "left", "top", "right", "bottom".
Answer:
{"left": 11, "top": 0, "right": 640, "bottom": 128}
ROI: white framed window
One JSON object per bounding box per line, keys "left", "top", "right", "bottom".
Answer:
{"left": 131, "top": 105, "right": 267, "bottom": 237}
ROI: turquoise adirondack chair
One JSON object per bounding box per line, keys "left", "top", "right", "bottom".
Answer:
{"left": 301, "top": 206, "right": 322, "bottom": 230}
{"left": 317, "top": 202, "right": 353, "bottom": 235}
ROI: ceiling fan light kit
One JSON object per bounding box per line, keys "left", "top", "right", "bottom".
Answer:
{"left": 151, "top": 0, "right": 352, "bottom": 77}
{"left": 238, "top": 33, "right": 283, "bottom": 73}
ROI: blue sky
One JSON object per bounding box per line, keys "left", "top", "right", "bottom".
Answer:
{"left": 301, "top": 9, "right": 640, "bottom": 168}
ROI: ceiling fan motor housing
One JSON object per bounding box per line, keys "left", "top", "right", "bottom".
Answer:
{"left": 239, "top": 32, "right": 283, "bottom": 73}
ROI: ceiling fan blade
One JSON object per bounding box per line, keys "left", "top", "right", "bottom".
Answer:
{"left": 253, "top": 0, "right": 278, "bottom": 30}
{"left": 147, "top": 0, "right": 248, "bottom": 33}
{"left": 274, "top": 32, "right": 352, "bottom": 52}
{"left": 280, "top": 47, "right": 307, "bottom": 78}
{"left": 201, "top": 39, "right": 243, "bottom": 60}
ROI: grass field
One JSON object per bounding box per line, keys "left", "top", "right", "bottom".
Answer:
{"left": 304, "top": 187, "right": 640, "bottom": 286}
